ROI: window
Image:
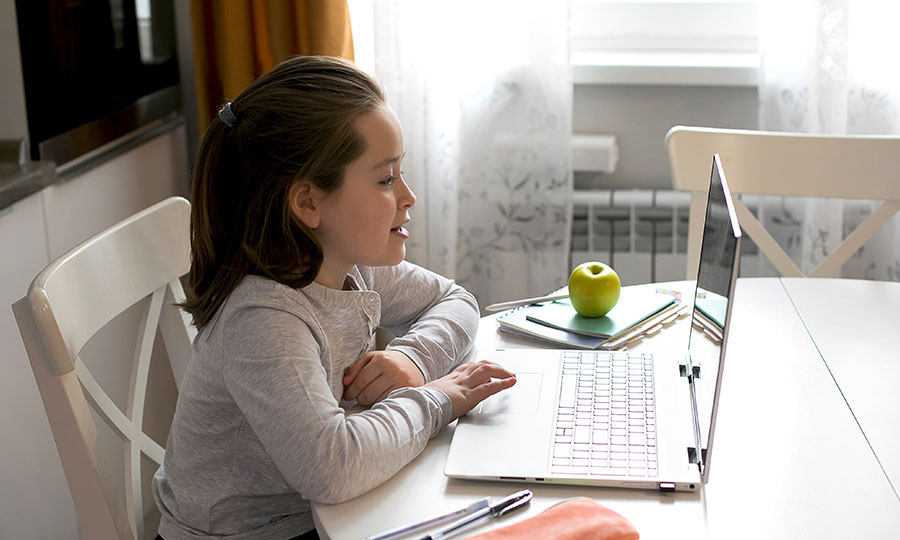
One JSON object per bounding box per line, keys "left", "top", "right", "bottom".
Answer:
{"left": 570, "top": 0, "right": 759, "bottom": 86}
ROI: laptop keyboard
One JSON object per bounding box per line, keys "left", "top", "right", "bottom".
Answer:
{"left": 551, "top": 351, "right": 658, "bottom": 478}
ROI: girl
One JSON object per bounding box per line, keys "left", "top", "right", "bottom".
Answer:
{"left": 152, "top": 56, "right": 517, "bottom": 540}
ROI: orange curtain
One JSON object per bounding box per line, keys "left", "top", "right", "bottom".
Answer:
{"left": 191, "top": 0, "right": 355, "bottom": 131}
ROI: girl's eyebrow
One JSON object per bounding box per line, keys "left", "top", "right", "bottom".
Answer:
{"left": 373, "top": 151, "right": 406, "bottom": 169}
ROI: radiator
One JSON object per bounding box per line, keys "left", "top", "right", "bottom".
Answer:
{"left": 570, "top": 189, "right": 761, "bottom": 286}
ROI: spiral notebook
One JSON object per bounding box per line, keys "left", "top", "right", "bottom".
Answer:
{"left": 496, "top": 305, "right": 610, "bottom": 349}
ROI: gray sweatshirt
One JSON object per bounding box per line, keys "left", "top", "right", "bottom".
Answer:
{"left": 152, "top": 261, "right": 479, "bottom": 539}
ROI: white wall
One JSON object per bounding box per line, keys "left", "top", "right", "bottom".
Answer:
{"left": 0, "top": 0, "right": 28, "bottom": 142}
{"left": 573, "top": 84, "right": 758, "bottom": 190}
{"left": 42, "top": 129, "right": 189, "bottom": 258}
{"left": 0, "top": 127, "right": 188, "bottom": 539}
{"left": 0, "top": 190, "right": 65, "bottom": 539}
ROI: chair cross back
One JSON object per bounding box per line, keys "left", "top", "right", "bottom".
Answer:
{"left": 12, "top": 197, "right": 195, "bottom": 540}
{"left": 666, "top": 126, "right": 900, "bottom": 278}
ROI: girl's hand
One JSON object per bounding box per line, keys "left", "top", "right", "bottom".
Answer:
{"left": 343, "top": 350, "right": 426, "bottom": 405}
{"left": 426, "top": 360, "right": 517, "bottom": 421}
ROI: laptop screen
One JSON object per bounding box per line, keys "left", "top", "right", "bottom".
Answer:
{"left": 687, "top": 153, "right": 742, "bottom": 481}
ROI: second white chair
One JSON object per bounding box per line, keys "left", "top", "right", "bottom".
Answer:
{"left": 666, "top": 125, "right": 900, "bottom": 279}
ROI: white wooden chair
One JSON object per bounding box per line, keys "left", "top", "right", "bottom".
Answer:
{"left": 12, "top": 196, "right": 195, "bottom": 540}
{"left": 665, "top": 126, "right": 900, "bottom": 279}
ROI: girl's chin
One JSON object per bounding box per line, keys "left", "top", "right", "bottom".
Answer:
{"left": 364, "top": 251, "right": 405, "bottom": 268}
{"left": 389, "top": 251, "right": 406, "bottom": 266}
{"left": 387, "top": 247, "right": 406, "bottom": 266}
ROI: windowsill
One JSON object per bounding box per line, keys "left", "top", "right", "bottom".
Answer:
{"left": 572, "top": 51, "right": 759, "bottom": 87}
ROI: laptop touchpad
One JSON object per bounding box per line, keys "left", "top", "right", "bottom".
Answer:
{"left": 479, "top": 372, "right": 542, "bottom": 415}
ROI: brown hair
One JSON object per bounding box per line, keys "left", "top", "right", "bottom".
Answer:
{"left": 183, "top": 56, "right": 385, "bottom": 329}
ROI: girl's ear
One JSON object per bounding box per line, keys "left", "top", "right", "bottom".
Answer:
{"left": 288, "top": 181, "right": 321, "bottom": 229}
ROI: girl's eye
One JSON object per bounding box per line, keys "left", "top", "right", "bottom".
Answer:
{"left": 380, "top": 176, "right": 396, "bottom": 186}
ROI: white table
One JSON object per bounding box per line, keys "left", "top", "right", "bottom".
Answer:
{"left": 780, "top": 278, "right": 900, "bottom": 498}
{"left": 313, "top": 278, "right": 900, "bottom": 539}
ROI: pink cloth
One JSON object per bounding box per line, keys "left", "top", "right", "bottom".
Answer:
{"left": 467, "top": 497, "right": 639, "bottom": 540}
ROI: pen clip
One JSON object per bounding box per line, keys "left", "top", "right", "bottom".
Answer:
{"left": 421, "top": 490, "right": 533, "bottom": 540}
{"left": 365, "top": 498, "right": 489, "bottom": 540}
{"left": 494, "top": 490, "right": 533, "bottom": 517}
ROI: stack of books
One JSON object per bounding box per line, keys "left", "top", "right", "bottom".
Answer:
{"left": 691, "top": 291, "right": 725, "bottom": 344}
{"left": 495, "top": 284, "right": 687, "bottom": 350}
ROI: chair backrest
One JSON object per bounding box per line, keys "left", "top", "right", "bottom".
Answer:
{"left": 666, "top": 126, "right": 900, "bottom": 278}
{"left": 12, "top": 196, "right": 195, "bottom": 540}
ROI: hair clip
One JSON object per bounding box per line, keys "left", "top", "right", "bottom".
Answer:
{"left": 218, "top": 101, "right": 237, "bottom": 128}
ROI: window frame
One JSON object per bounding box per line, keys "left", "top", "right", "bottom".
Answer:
{"left": 569, "top": 0, "right": 760, "bottom": 86}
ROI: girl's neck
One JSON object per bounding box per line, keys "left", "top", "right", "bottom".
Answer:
{"left": 314, "top": 261, "right": 353, "bottom": 290}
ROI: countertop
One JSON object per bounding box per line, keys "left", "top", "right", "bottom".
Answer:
{"left": 0, "top": 160, "right": 58, "bottom": 211}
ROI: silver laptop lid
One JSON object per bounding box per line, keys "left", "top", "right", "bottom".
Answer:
{"left": 686, "top": 153, "right": 742, "bottom": 484}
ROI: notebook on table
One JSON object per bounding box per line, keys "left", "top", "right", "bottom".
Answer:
{"left": 496, "top": 307, "right": 610, "bottom": 349}
{"left": 445, "top": 153, "right": 741, "bottom": 492}
{"left": 525, "top": 286, "right": 676, "bottom": 339}
{"left": 496, "top": 285, "right": 682, "bottom": 350}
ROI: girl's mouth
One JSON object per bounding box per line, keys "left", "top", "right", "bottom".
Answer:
{"left": 390, "top": 225, "right": 409, "bottom": 239}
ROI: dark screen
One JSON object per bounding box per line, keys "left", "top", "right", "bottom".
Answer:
{"left": 688, "top": 154, "right": 741, "bottom": 463}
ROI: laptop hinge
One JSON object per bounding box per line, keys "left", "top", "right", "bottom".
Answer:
{"left": 680, "top": 351, "right": 701, "bottom": 379}
{"left": 687, "top": 447, "right": 699, "bottom": 464}
{"left": 686, "top": 357, "right": 705, "bottom": 475}
{"left": 679, "top": 363, "right": 701, "bottom": 379}
{"left": 686, "top": 447, "right": 707, "bottom": 471}
{"left": 687, "top": 447, "right": 707, "bottom": 476}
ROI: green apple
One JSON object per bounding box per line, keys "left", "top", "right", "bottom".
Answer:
{"left": 568, "top": 261, "right": 621, "bottom": 318}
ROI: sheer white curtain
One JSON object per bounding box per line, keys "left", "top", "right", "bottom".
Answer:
{"left": 371, "top": 0, "right": 573, "bottom": 308}
{"left": 758, "top": 0, "right": 900, "bottom": 280}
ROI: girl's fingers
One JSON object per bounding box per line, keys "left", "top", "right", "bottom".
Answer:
{"left": 343, "top": 357, "right": 379, "bottom": 401}
{"left": 463, "top": 361, "right": 515, "bottom": 385}
{"left": 343, "top": 353, "right": 374, "bottom": 385}
{"left": 471, "top": 375, "right": 517, "bottom": 402}
{"left": 455, "top": 359, "right": 514, "bottom": 381}
{"left": 428, "top": 363, "right": 518, "bottom": 420}
{"left": 355, "top": 373, "right": 391, "bottom": 405}
{"left": 374, "top": 387, "right": 393, "bottom": 403}
{"left": 453, "top": 361, "right": 477, "bottom": 375}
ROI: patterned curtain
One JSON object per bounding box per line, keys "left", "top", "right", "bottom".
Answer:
{"left": 372, "top": 0, "right": 573, "bottom": 308}
{"left": 758, "top": 0, "right": 900, "bottom": 280}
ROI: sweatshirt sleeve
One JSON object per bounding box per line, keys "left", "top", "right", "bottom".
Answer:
{"left": 368, "top": 261, "right": 480, "bottom": 381}
{"left": 222, "top": 303, "right": 453, "bottom": 505}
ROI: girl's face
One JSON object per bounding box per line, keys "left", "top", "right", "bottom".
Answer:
{"left": 308, "top": 104, "right": 416, "bottom": 288}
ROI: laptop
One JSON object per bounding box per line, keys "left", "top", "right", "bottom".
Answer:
{"left": 445, "top": 153, "right": 742, "bottom": 492}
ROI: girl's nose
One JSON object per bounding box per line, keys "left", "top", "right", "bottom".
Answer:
{"left": 399, "top": 176, "right": 416, "bottom": 208}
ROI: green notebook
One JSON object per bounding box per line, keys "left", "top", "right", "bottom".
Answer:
{"left": 695, "top": 292, "right": 727, "bottom": 329}
{"left": 525, "top": 285, "right": 676, "bottom": 339}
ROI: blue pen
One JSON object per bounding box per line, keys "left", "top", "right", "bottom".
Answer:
{"left": 364, "top": 497, "right": 490, "bottom": 540}
{"left": 420, "top": 490, "right": 533, "bottom": 540}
